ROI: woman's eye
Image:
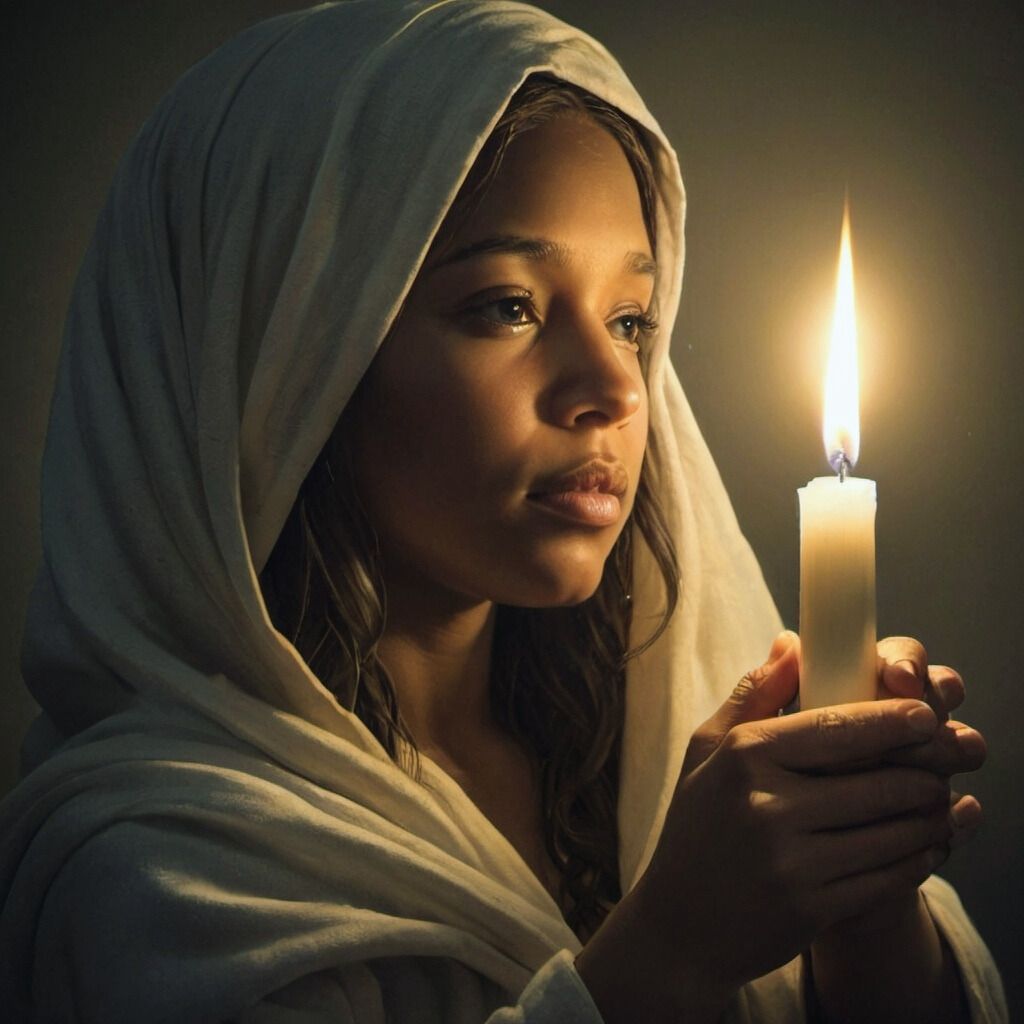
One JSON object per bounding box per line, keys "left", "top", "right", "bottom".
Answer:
{"left": 473, "top": 296, "right": 536, "bottom": 328}
{"left": 609, "top": 311, "right": 656, "bottom": 347}
{"left": 609, "top": 314, "right": 641, "bottom": 342}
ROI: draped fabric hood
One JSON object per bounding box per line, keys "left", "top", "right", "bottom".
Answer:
{"left": 0, "top": 2, "right": 791, "bottom": 1019}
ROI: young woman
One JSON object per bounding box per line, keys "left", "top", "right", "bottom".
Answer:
{"left": 0, "top": 2, "right": 1006, "bottom": 1021}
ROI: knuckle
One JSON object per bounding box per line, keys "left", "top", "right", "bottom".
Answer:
{"left": 746, "top": 787, "right": 778, "bottom": 816}
{"left": 689, "top": 724, "right": 716, "bottom": 750}
{"left": 714, "top": 729, "right": 750, "bottom": 780}
{"left": 815, "top": 708, "right": 858, "bottom": 741}
{"left": 723, "top": 721, "right": 757, "bottom": 752}
{"left": 736, "top": 671, "right": 760, "bottom": 696}
{"left": 722, "top": 723, "right": 775, "bottom": 785}
{"left": 747, "top": 722, "right": 776, "bottom": 747}
{"left": 718, "top": 725, "right": 742, "bottom": 753}
{"left": 730, "top": 670, "right": 762, "bottom": 705}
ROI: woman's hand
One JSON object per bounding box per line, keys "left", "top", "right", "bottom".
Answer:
{"left": 808, "top": 636, "right": 986, "bottom": 1022}
{"left": 577, "top": 632, "right": 985, "bottom": 1024}
{"left": 685, "top": 633, "right": 985, "bottom": 854}
{"left": 644, "top": 646, "right": 951, "bottom": 988}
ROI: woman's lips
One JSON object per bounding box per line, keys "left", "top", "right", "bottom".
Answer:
{"left": 526, "top": 458, "right": 628, "bottom": 527}
{"left": 527, "top": 489, "right": 622, "bottom": 526}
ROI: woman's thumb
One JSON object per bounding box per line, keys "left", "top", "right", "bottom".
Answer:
{"left": 721, "top": 631, "right": 800, "bottom": 726}
{"left": 684, "top": 632, "right": 800, "bottom": 776}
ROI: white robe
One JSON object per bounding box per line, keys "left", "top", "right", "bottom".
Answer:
{"left": 0, "top": 1, "right": 1007, "bottom": 1020}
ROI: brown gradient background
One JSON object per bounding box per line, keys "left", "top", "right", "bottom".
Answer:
{"left": 3, "top": 0, "right": 1021, "bottom": 1013}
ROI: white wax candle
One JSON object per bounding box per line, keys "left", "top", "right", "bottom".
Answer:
{"left": 798, "top": 475, "right": 876, "bottom": 709}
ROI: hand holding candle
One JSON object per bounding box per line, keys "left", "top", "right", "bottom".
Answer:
{"left": 799, "top": 203, "right": 877, "bottom": 710}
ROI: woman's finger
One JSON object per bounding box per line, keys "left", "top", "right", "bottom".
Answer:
{"left": 877, "top": 636, "right": 929, "bottom": 682}
{"left": 928, "top": 665, "right": 965, "bottom": 715}
{"left": 747, "top": 699, "right": 938, "bottom": 772}
{"left": 814, "top": 846, "right": 940, "bottom": 928}
{"left": 806, "top": 806, "right": 951, "bottom": 884}
{"left": 876, "top": 630, "right": 933, "bottom": 704}
{"left": 793, "top": 768, "right": 949, "bottom": 832}
{"left": 949, "top": 793, "right": 983, "bottom": 849}
{"left": 879, "top": 657, "right": 925, "bottom": 699}
{"left": 884, "top": 720, "right": 987, "bottom": 775}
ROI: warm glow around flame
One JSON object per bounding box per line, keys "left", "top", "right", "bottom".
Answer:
{"left": 823, "top": 202, "right": 860, "bottom": 471}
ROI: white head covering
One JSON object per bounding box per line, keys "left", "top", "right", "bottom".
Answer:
{"left": 0, "top": 1, "right": 780, "bottom": 1018}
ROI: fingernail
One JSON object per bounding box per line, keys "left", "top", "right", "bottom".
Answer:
{"left": 950, "top": 799, "right": 979, "bottom": 830}
{"left": 767, "top": 631, "right": 796, "bottom": 665}
{"left": 907, "top": 702, "right": 938, "bottom": 736}
{"left": 896, "top": 659, "right": 919, "bottom": 678}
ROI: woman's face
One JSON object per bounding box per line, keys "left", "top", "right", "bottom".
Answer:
{"left": 348, "top": 113, "right": 655, "bottom": 609}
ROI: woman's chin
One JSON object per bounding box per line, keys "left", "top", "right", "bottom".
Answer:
{"left": 497, "top": 556, "right": 608, "bottom": 608}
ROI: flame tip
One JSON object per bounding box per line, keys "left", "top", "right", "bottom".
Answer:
{"left": 822, "top": 200, "right": 860, "bottom": 469}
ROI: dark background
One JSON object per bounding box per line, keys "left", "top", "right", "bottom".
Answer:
{"left": 3, "top": 0, "right": 1021, "bottom": 1014}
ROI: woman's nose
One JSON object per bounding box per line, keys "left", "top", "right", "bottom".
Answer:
{"left": 542, "top": 313, "right": 643, "bottom": 429}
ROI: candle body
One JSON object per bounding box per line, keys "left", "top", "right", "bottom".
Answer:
{"left": 798, "top": 476, "right": 877, "bottom": 709}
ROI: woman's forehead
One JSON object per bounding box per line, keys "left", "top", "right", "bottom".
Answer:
{"left": 440, "top": 116, "right": 653, "bottom": 266}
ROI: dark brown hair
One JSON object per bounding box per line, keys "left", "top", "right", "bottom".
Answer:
{"left": 260, "top": 75, "right": 679, "bottom": 938}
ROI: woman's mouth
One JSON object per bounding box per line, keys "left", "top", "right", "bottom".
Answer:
{"left": 526, "top": 458, "right": 628, "bottom": 527}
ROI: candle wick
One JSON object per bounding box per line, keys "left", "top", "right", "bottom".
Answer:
{"left": 827, "top": 448, "right": 853, "bottom": 480}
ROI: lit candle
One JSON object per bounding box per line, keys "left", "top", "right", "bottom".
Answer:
{"left": 798, "top": 203, "right": 877, "bottom": 710}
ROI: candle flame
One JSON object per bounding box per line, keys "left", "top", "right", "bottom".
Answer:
{"left": 823, "top": 201, "right": 860, "bottom": 472}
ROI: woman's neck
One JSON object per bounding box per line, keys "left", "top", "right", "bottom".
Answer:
{"left": 376, "top": 584, "right": 499, "bottom": 759}
{"left": 379, "top": 583, "right": 560, "bottom": 902}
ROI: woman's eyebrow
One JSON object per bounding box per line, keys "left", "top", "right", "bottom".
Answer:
{"left": 428, "top": 234, "right": 656, "bottom": 276}
{"left": 623, "top": 250, "right": 658, "bottom": 277}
